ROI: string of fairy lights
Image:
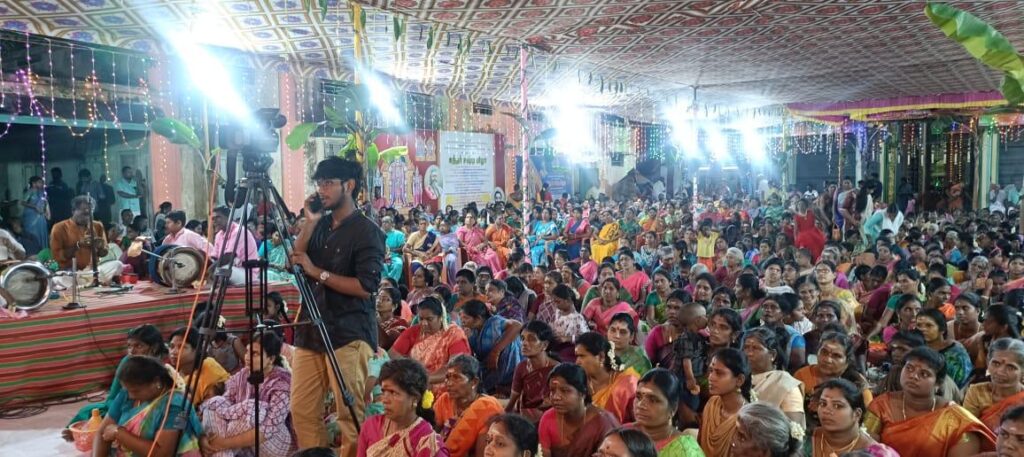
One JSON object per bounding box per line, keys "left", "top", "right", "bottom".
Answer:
{"left": 2, "top": 4, "right": 1024, "bottom": 208}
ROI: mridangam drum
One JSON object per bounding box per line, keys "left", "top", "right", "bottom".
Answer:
{"left": 158, "top": 247, "right": 206, "bottom": 288}
{"left": 0, "top": 261, "right": 52, "bottom": 311}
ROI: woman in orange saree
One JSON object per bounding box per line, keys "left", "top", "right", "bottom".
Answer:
{"left": 390, "top": 297, "right": 472, "bottom": 393}
{"left": 575, "top": 332, "right": 639, "bottom": 424}
{"left": 485, "top": 218, "right": 516, "bottom": 267}
{"left": 865, "top": 347, "right": 996, "bottom": 457}
{"left": 963, "top": 338, "right": 1024, "bottom": 432}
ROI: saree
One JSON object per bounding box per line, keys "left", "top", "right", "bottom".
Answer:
{"left": 618, "top": 270, "right": 651, "bottom": 303}
{"left": 511, "top": 361, "right": 555, "bottom": 422}
{"left": 383, "top": 229, "right": 406, "bottom": 282}
{"left": 618, "top": 346, "right": 652, "bottom": 376}
{"left": 644, "top": 325, "right": 676, "bottom": 369}
{"left": 580, "top": 260, "right": 598, "bottom": 284}
{"left": 698, "top": 396, "right": 738, "bottom": 457}
{"left": 183, "top": 357, "right": 230, "bottom": 406}
{"left": 751, "top": 370, "right": 804, "bottom": 415}
{"left": 529, "top": 220, "right": 558, "bottom": 266}
{"left": 648, "top": 432, "right": 704, "bottom": 457}
{"left": 963, "top": 382, "right": 1024, "bottom": 431}
{"left": 485, "top": 224, "right": 515, "bottom": 266}
{"left": 591, "top": 222, "right": 620, "bottom": 264}
{"left": 357, "top": 415, "right": 449, "bottom": 457}
{"left": 864, "top": 393, "right": 996, "bottom": 457}
{"left": 393, "top": 324, "right": 472, "bottom": 393}
{"left": 437, "top": 232, "right": 460, "bottom": 286}
{"left": 200, "top": 366, "right": 293, "bottom": 457}
{"left": 794, "top": 365, "right": 873, "bottom": 406}
{"left": 68, "top": 355, "right": 128, "bottom": 425}
{"left": 258, "top": 242, "right": 291, "bottom": 282}
{"left": 564, "top": 217, "right": 590, "bottom": 259}
{"left": 435, "top": 393, "right": 503, "bottom": 457}
{"left": 539, "top": 407, "right": 620, "bottom": 457}
{"left": 468, "top": 315, "right": 523, "bottom": 392}
{"left": 619, "top": 219, "right": 641, "bottom": 240}
{"left": 592, "top": 368, "right": 639, "bottom": 423}
{"left": 106, "top": 390, "right": 202, "bottom": 457}
{"left": 582, "top": 299, "right": 638, "bottom": 335}
{"left": 456, "top": 225, "right": 502, "bottom": 273}
{"left": 644, "top": 292, "right": 670, "bottom": 324}
{"left": 22, "top": 189, "right": 48, "bottom": 251}
{"left": 551, "top": 311, "right": 590, "bottom": 361}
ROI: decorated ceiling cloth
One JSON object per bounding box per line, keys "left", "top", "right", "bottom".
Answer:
{"left": 3, "top": 1, "right": 1024, "bottom": 109}
{"left": 786, "top": 91, "right": 1008, "bottom": 124}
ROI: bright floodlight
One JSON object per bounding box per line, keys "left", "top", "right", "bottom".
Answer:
{"left": 707, "top": 128, "right": 728, "bottom": 161}
{"left": 156, "top": 27, "right": 253, "bottom": 126}
{"left": 743, "top": 126, "right": 766, "bottom": 164}
{"left": 543, "top": 84, "right": 596, "bottom": 162}
{"left": 361, "top": 69, "right": 404, "bottom": 125}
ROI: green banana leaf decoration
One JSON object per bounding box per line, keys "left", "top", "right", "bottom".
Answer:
{"left": 925, "top": 2, "right": 1024, "bottom": 104}
{"left": 151, "top": 117, "right": 201, "bottom": 149}
{"left": 285, "top": 122, "right": 324, "bottom": 150}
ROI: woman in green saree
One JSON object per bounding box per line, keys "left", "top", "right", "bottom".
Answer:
{"left": 608, "top": 312, "right": 652, "bottom": 375}
{"left": 63, "top": 324, "right": 168, "bottom": 441}
{"left": 630, "top": 368, "right": 704, "bottom": 457}
{"left": 93, "top": 356, "right": 203, "bottom": 457}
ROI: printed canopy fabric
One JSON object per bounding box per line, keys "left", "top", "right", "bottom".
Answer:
{"left": 3, "top": 0, "right": 1024, "bottom": 106}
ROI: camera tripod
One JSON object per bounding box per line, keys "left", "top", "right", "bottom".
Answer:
{"left": 175, "top": 152, "right": 360, "bottom": 457}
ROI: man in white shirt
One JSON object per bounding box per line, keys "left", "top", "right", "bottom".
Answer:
{"left": 161, "top": 210, "right": 213, "bottom": 254}
{"left": 0, "top": 225, "right": 26, "bottom": 261}
{"left": 116, "top": 166, "right": 142, "bottom": 217}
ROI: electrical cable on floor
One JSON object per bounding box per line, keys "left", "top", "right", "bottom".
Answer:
{"left": 0, "top": 391, "right": 105, "bottom": 419}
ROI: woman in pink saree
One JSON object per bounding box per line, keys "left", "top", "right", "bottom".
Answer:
{"left": 582, "top": 278, "right": 638, "bottom": 335}
{"left": 456, "top": 211, "right": 502, "bottom": 274}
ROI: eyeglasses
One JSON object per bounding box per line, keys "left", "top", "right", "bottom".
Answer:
{"left": 315, "top": 178, "right": 341, "bottom": 188}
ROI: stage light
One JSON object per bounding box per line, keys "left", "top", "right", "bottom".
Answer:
{"left": 541, "top": 84, "right": 597, "bottom": 162}
{"left": 707, "top": 128, "right": 728, "bottom": 161}
{"left": 743, "top": 126, "right": 766, "bottom": 164}
{"left": 359, "top": 68, "right": 404, "bottom": 125}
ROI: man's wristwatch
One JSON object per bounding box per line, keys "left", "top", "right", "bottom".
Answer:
{"left": 319, "top": 270, "right": 331, "bottom": 282}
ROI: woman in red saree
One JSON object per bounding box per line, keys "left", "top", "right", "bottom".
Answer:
{"left": 507, "top": 321, "right": 557, "bottom": 422}
{"left": 582, "top": 278, "right": 638, "bottom": 336}
{"left": 538, "top": 363, "right": 619, "bottom": 457}
{"left": 865, "top": 346, "right": 996, "bottom": 457}
{"left": 963, "top": 338, "right": 1024, "bottom": 432}
{"left": 390, "top": 297, "right": 472, "bottom": 393}
{"left": 794, "top": 199, "right": 826, "bottom": 261}
{"left": 616, "top": 250, "right": 650, "bottom": 305}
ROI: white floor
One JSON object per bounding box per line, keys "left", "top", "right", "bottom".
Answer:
{"left": 0, "top": 398, "right": 91, "bottom": 456}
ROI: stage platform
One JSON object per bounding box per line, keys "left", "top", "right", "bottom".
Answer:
{"left": 0, "top": 281, "right": 299, "bottom": 408}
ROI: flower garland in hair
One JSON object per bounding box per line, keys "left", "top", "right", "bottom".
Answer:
{"left": 421, "top": 390, "right": 435, "bottom": 409}
{"left": 789, "top": 421, "right": 805, "bottom": 441}
{"left": 749, "top": 389, "right": 759, "bottom": 402}
{"left": 607, "top": 341, "right": 623, "bottom": 371}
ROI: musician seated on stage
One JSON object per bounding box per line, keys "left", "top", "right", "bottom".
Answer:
{"left": 211, "top": 206, "right": 258, "bottom": 286}
{"left": 0, "top": 221, "right": 26, "bottom": 261}
{"left": 49, "top": 195, "right": 123, "bottom": 285}
{"left": 162, "top": 210, "right": 214, "bottom": 253}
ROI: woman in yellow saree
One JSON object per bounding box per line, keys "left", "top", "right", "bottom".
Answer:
{"left": 698, "top": 347, "right": 750, "bottom": 457}
{"left": 865, "top": 346, "right": 996, "bottom": 457}
{"left": 576, "top": 332, "right": 638, "bottom": 424}
{"left": 962, "top": 338, "right": 1024, "bottom": 432}
{"left": 591, "top": 210, "right": 621, "bottom": 264}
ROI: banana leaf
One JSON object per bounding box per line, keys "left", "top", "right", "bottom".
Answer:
{"left": 379, "top": 145, "right": 408, "bottom": 164}
{"left": 324, "top": 106, "right": 347, "bottom": 127}
{"left": 151, "top": 117, "right": 201, "bottom": 149}
{"left": 365, "top": 143, "right": 380, "bottom": 169}
{"left": 318, "top": 0, "right": 328, "bottom": 19}
{"left": 925, "top": 2, "right": 1024, "bottom": 104}
{"left": 285, "top": 122, "right": 323, "bottom": 151}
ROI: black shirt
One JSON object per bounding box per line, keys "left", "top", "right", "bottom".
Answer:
{"left": 293, "top": 210, "right": 385, "bottom": 353}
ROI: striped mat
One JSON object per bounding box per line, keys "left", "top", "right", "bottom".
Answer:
{"left": 0, "top": 281, "right": 299, "bottom": 408}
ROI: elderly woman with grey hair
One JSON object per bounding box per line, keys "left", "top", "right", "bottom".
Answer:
{"left": 730, "top": 403, "right": 803, "bottom": 457}
{"left": 963, "top": 338, "right": 1024, "bottom": 431}
{"left": 714, "top": 247, "right": 746, "bottom": 289}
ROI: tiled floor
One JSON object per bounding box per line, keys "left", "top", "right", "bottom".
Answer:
{"left": 0, "top": 398, "right": 91, "bottom": 456}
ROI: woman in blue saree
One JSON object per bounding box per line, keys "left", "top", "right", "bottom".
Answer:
{"left": 563, "top": 206, "right": 591, "bottom": 260}
{"left": 21, "top": 176, "right": 49, "bottom": 251}
{"left": 529, "top": 207, "right": 559, "bottom": 267}
{"left": 381, "top": 216, "right": 406, "bottom": 283}
{"left": 92, "top": 356, "right": 203, "bottom": 457}
{"left": 459, "top": 299, "right": 523, "bottom": 394}
{"left": 257, "top": 224, "right": 291, "bottom": 282}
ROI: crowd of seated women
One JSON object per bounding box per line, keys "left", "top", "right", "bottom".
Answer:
{"left": 67, "top": 190, "right": 1024, "bottom": 457}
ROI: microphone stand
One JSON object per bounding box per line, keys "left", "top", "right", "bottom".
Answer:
{"left": 85, "top": 192, "right": 100, "bottom": 288}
